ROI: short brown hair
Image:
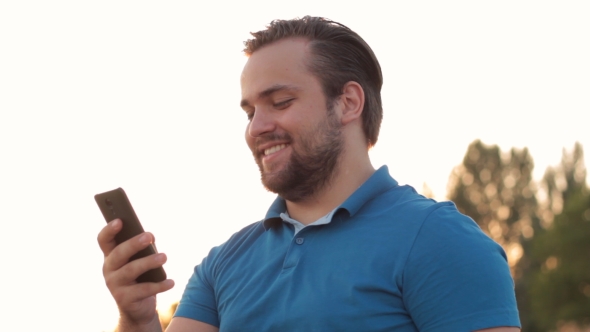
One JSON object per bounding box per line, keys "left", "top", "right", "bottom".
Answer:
{"left": 244, "top": 16, "right": 383, "bottom": 147}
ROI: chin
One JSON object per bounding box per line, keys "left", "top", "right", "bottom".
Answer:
{"left": 260, "top": 172, "right": 283, "bottom": 191}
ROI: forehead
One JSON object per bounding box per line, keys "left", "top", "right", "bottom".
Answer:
{"left": 240, "top": 38, "right": 315, "bottom": 98}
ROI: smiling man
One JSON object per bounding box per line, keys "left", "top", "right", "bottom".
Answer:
{"left": 98, "top": 17, "right": 521, "bottom": 332}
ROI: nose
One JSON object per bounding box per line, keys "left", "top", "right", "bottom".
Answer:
{"left": 248, "top": 108, "right": 275, "bottom": 138}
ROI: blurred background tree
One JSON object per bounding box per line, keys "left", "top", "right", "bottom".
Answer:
{"left": 448, "top": 140, "right": 590, "bottom": 331}
{"left": 539, "top": 142, "right": 587, "bottom": 224}
{"left": 447, "top": 139, "right": 544, "bottom": 331}
{"left": 529, "top": 143, "right": 590, "bottom": 331}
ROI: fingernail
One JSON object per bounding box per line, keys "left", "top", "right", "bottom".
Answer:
{"left": 163, "top": 279, "right": 174, "bottom": 287}
{"left": 155, "top": 253, "right": 166, "bottom": 263}
{"left": 111, "top": 219, "right": 120, "bottom": 228}
{"left": 139, "top": 233, "right": 151, "bottom": 244}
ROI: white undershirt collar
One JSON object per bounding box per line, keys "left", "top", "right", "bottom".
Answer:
{"left": 279, "top": 208, "right": 338, "bottom": 236}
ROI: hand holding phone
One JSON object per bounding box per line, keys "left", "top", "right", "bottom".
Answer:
{"left": 95, "top": 187, "right": 167, "bottom": 283}
{"left": 96, "top": 188, "right": 174, "bottom": 330}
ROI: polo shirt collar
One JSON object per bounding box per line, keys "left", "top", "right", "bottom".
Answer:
{"left": 262, "top": 197, "right": 286, "bottom": 230}
{"left": 262, "top": 165, "right": 398, "bottom": 230}
{"left": 340, "top": 165, "right": 398, "bottom": 217}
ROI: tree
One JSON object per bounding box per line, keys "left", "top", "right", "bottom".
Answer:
{"left": 447, "top": 140, "right": 541, "bottom": 265}
{"left": 530, "top": 143, "right": 590, "bottom": 331}
{"left": 539, "top": 142, "right": 587, "bottom": 227}
{"left": 447, "top": 139, "right": 543, "bottom": 331}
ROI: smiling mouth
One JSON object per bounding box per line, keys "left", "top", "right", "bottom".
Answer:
{"left": 264, "top": 144, "right": 288, "bottom": 156}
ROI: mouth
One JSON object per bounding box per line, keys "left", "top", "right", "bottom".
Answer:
{"left": 264, "top": 143, "right": 288, "bottom": 156}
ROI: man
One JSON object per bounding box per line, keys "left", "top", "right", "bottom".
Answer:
{"left": 98, "top": 16, "right": 521, "bottom": 331}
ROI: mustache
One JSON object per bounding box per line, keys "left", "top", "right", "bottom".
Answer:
{"left": 254, "top": 133, "right": 292, "bottom": 151}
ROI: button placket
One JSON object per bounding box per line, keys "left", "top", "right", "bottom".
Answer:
{"left": 281, "top": 229, "right": 316, "bottom": 270}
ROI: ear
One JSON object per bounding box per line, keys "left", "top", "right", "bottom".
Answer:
{"left": 337, "top": 81, "right": 365, "bottom": 126}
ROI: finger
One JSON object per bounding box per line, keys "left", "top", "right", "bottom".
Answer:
{"left": 97, "top": 219, "right": 123, "bottom": 256}
{"left": 105, "top": 252, "right": 168, "bottom": 289}
{"left": 120, "top": 253, "right": 168, "bottom": 284}
{"left": 104, "top": 232, "right": 154, "bottom": 273}
{"left": 111, "top": 279, "right": 175, "bottom": 305}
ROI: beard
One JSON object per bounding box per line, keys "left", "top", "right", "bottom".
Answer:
{"left": 253, "top": 108, "right": 344, "bottom": 202}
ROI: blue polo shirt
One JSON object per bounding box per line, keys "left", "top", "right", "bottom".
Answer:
{"left": 175, "top": 166, "right": 520, "bottom": 331}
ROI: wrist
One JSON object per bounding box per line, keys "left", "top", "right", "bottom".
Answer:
{"left": 116, "top": 313, "right": 162, "bottom": 332}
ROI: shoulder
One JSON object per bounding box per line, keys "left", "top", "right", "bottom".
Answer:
{"left": 374, "top": 183, "right": 489, "bottom": 244}
{"left": 414, "top": 200, "right": 503, "bottom": 257}
{"left": 176, "top": 219, "right": 269, "bottom": 325}
{"left": 377, "top": 182, "right": 445, "bottom": 213}
{"left": 398, "top": 195, "right": 508, "bottom": 276}
{"left": 202, "top": 220, "right": 267, "bottom": 262}
{"left": 399, "top": 198, "right": 519, "bottom": 331}
{"left": 363, "top": 183, "right": 456, "bottom": 230}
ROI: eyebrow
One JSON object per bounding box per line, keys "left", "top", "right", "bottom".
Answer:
{"left": 240, "top": 84, "right": 300, "bottom": 108}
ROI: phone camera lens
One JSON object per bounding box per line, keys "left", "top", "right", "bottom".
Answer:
{"left": 105, "top": 198, "right": 112, "bottom": 206}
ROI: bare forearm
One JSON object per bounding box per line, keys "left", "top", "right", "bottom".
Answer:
{"left": 116, "top": 314, "right": 163, "bottom": 332}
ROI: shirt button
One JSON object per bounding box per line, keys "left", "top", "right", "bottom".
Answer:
{"left": 295, "top": 237, "right": 304, "bottom": 245}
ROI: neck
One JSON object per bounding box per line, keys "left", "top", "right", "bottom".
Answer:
{"left": 285, "top": 151, "right": 375, "bottom": 225}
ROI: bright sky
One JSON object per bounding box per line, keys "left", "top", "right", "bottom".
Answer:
{"left": 1, "top": 1, "right": 588, "bottom": 331}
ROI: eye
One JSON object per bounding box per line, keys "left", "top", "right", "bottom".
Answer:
{"left": 246, "top": 111, "right": 254, "bottom": 121}
{"left": 243, "top": 108, "right": 255, "bottom": 121}
{"left": 273, "top": 98, "right": 294, "bottom": 110}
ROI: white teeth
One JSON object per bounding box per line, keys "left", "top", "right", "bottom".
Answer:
{"left": 264, "top": 144, "right": 287, "bottom": 156}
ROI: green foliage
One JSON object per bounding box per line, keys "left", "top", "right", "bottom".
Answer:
{"left": 529, "top": 145, "right": 590, "bottom": 331}
{"left": 540, "top": 142, "right": 587, "bottom": 223}
{"left": 447, "top": 139, "right": 540, "bottom": 252}
{"left": 447, "top": 139, "right": 544, "bottom": 331}
{"left": 530, "top": 187, "right": 590, "bottom": 330}
{"left": 448, "top": 140, "right": 590, "bottom": 331}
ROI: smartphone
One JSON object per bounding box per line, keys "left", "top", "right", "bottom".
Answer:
{"left": 95, "top": 187, "right": 167, "bottom": 283}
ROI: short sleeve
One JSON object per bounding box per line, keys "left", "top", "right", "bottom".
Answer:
{"left": 174, "top": 251, "right": 220, "bottom": 327}
{"left": 403, "top": 204, "right": 521, "bottom": 332}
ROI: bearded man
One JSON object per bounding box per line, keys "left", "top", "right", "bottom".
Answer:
{"left": 98, "top": 16, "right": 521, "bottom": 332}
